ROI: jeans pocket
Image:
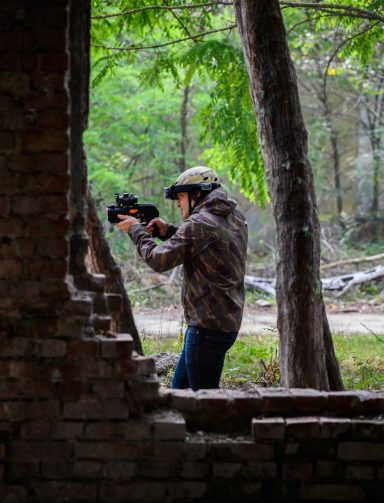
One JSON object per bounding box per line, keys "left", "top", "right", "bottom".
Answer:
{"left": 200, "top": 330, "right": 237, "bottom": 368}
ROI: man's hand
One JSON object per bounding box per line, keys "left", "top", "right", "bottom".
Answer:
{"left": 116, "top": 214, "right": 140, "bottom": 233}
{"left": 146, "top": 217, "right": 168, "bottom": 238}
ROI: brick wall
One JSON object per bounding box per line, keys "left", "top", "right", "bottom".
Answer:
{"left": 1, "top": 1, "right": 384, "bottom": 501}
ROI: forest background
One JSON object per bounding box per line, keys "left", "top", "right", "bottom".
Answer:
{"left": 84, "top": 0, "right": 384, "bottom": 389}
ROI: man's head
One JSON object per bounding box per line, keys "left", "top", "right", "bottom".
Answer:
{"left": 164, "top": 166, "right": 221, "bottom": 219}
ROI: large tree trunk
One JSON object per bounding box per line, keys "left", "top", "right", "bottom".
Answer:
{"left": 87, "top": 189, "right": 143, "bottom": 355}
{"left": 234, "top": 0, "right": 344, "bottom": 390}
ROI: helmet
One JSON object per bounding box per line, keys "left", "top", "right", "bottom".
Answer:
{"left": 164, "top": 166, "right": 221, "bottom": 200}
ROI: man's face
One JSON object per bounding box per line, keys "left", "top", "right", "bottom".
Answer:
{"left": 177, "top": 192, "right": 190, "bottom": 220}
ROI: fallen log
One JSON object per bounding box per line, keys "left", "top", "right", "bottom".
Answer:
{"left": 320, "top": 253, "right": 384, "bottom": 271}
{"left": 245, "top": 265, "right": 384, "bottom": 298}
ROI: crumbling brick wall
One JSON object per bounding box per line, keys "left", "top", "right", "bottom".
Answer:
{"left": 1, "top": 1, "right": 383, "bottom": 501}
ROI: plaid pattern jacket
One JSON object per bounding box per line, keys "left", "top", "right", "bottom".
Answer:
{"left": 128, "top": 188, "right": 248, "bottom": 332}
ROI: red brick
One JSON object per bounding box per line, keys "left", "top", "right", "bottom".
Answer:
{"left": 31, "top": 72, "right": 65, "bottom": 92}
{"left": 35, "top": 238, "right": 68, "bottom": 258}
{"left": 0, "top": 259, "right": 21, "bottom": 278}
{"left": 167, "top": 481, "right": 207, "bottom": 499}
{"left": 285, "top": 417, "right": 321, "bottom": 439}
{"left": 24, "top": 90, "right": 68, "bottom": 111}
{"left": 41, "top": 461, "right": 72, "bottom": 479}
{"left": 326, "top": 392, "right": 360, "bottom": 413}
{"left": 0, "top": 131, "right": 16, "bottom": 150}
{"left": 25, "top": 6, "right": 68, "bottom": 29}
{"left": 104, "top": 461, "right": 137, "bottom": 480}
{"left": 282, "top": 462, "right": 313, "bottom": 481}
{"left": 36, "top": 110, "right": 69, "bottom": 130}
{"left": 27, "top": 259, "right": 67, "bottom": 280}
{"left": 16, "top": 152, "right": 68, "bottom": 173}
{"left": 40, "top": 339, "right": 66, "bottom": 357}
{"left": 25, "top": 218, "right": 69, "bottom": 238}
{"left": 0, "top": 219, "right": 22, "bottom": 237}
{"left": 31, "top": 482, "right": 97, "bottom": 502}
{"left": 75, "top": 441, "right": 140, "bottom": 460}
{"left": 23, "top": 129, "right": 68, "bottom": 153}
{"left": 98, "top": 334, "right": 134, "bottom": 358}
{"left": 67, "top": 339, "right": 100, "bottom": 359}
{"left": 24, "top": 173, "right": 70, "bottom": 194}
{"left": 100, "top": 481, "right": 166, "bottom": 501}
{"left": 338, "top": 442, "right": 384, "bottom": 461}
{"left": 63, "top": 400, "right": 104, "bottom": 420}
{"left": 252, "top": 417, "right": 285, "bottom": 440}
{"left": 35, "top": 31, "right": 66, "bottom": 51}
{"left": 242, "top": 462, "right": 277, "bottom": 479}
{"left": 0, "top": 31, "right": 33, "bottom": 51}
{"left": 39, "top": 53, "right": 68, "bottom": 72}
{"left": 51, "top": 422, "right": 84, "bottom": 440}
{"left": 91, "top": 380, "right": 125, "bottom": 398}
{"left": 0, "top": 110, "right": 27, "bottom": 130}
{"left": 21, "top": 422, "right": 51, "bottom": 439}
{"left": 299, "top": 483, "right": 365, "bottom": 500}
{"left": 20, "top": 52, "right": 40, "bottom": 72}
{"left": 260, "top": 390, "right": 295, "bottom": 414}
{"left": 0, "top": 336, "right": 36, "bottom": 357}
{"left": 179, "top": 460, "right": 210, "bottom": 479}
{"left": 0, "top": 94, "right": 14, "bottom": 110}
{"left": 0, "top": 239, "right": 34, "bottom": 258}
{"left": 211, "top": 440, "right": 273, "bottom": 461}
{"left": 74, "top": 460, "right": 103, "bottom": 478}
{"left": 7, "top": 401, "right": 61, "bottom": 421}
{"left": 0, "top": 52, "right": 20, "bottom": 70}
{"left": 345, "top": 464, "right": 375, "bottom": 480}
{"left": 12, "top": 195, "right": 68, "bottom": 215}
{"left": 315, "top": 461, "right": 339, "bottom": 478}
{"left": 212, "top": 461, "right": 242, "bottom": 478}
{"left": 0, "top": 71, "right": 29, "bottom": 95}
{"left": 139, "top": 457, "right": 177, "bottom": 478}
{"left": 9, "top": 441, "right": 72, "bottom": 462}
{"left": 152, "top": 412, "right": 186, "bottom": 440}
{"left": 0, "top": 485, "right": 28, "bottom": 501}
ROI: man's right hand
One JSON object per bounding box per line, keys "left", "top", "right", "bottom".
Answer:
{"left": 146, "top": 217, "right": 168, "bottom": 238}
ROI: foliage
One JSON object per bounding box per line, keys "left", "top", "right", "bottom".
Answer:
{"left": 143, "top": 331, "right": 384, "bottom": 390}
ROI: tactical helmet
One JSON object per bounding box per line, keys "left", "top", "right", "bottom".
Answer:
{"left": 164, "top": 166, "right": 221, "bottom": 200}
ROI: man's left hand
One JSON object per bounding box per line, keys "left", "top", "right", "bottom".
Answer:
{"left": 116, "top": 214, "right": 140, "bottom": 233}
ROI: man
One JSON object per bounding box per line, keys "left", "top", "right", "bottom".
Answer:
{"left": 117, "top": 166, "right": 248, "bottom": 390}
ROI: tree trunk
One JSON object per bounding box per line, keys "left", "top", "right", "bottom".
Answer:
{"left": 179, "top": 84, "right": 190, "bottom": 173}
{"left": 87, "top": 189, "right": 143, "bottom": 355}
{"left": 234, "top": 0, "right": 344, "bottom": 390}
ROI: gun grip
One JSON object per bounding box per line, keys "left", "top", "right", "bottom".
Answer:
{"left": 152, "top": 224, "right": 160, "bottom": 239}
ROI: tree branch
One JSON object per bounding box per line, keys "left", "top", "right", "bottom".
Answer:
{"left": 280, "top": 2, "right": 384, "bottom": 24}
{"left": 92, "top": 25, "right": 236, "bottom": 51}
{"left": 92, "top": 2, "right": 232, "bottom": 20}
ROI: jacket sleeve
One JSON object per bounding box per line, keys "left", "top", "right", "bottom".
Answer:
{"left": 128, "top": 217, "right": 215, "bottom": 273}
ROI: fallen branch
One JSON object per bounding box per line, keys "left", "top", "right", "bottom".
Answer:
{"left": 321, "top": 253, "right": 384, "bottom": 271}
{"left": 245, "top": 265, "right": 384, "bottom": 298}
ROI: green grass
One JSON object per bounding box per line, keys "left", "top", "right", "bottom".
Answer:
{"left": 143, "top": 332, "right": 384, "bottom": 391}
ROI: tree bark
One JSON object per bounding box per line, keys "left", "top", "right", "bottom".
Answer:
{"left": 179, "top": 84, "right": 190, "bottom": 173}
{"left": 234, "top": 0, "right": 344, "bottom": 390}
{"left": 87, "top": 189, "right": 143, "bottom": 355}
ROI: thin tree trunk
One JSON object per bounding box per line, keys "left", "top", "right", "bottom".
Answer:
{"left": 179, "top": 84, "right": 190, "bottom": 173}
{"left": 234, "top": 0, "right": 343, "bottom": 390}
{"left": 87, "top": 189, "right": 143, "bottom": 355}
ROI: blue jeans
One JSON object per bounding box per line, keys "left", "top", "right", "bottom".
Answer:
{"left": 172, "top": 325, "right": 238, "bottom": 391}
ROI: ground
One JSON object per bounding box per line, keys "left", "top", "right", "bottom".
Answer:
{"left": 133, "top": 299, "right": 384, "bottom": 339}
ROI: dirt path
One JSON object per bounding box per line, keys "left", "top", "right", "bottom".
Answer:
{"left": 133, "top": 305, "right": 384, "bottom": 338}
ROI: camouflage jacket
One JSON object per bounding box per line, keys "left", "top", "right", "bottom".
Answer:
{"left": 128, "top": 188, "right": 248, "bottom": 332}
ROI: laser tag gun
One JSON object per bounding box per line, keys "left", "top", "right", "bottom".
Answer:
{"left": 106, "top": 193, "right": 160, "bottom": 237}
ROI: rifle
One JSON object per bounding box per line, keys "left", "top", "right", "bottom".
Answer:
{"left": 106, "top": 193, "right": 160, "bottom": 237}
